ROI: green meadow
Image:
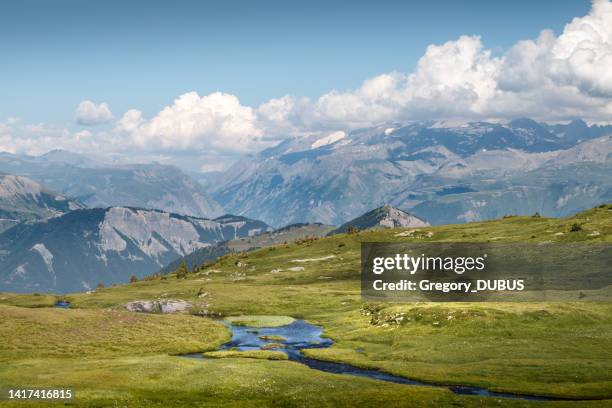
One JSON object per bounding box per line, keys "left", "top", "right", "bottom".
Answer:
{"left": 1, "top": 205, "right": 611, "bottom": 407}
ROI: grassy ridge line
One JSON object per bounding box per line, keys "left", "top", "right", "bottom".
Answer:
{"left": 8, "top": 204, "right": 602, "bottom": 310}
{"left": 0, "top": 205, "right": 610, "bottom": 309}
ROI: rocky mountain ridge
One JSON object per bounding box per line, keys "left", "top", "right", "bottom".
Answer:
{"left": 0, "top": 174, "right": 85, "bottom": 232}
{"left": 211, "top": 119, "right": 612, "bottom": 226}
{"left": 0, "top": 206, "right": 270, "bottom": 293}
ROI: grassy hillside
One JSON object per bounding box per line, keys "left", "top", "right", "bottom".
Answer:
{"left": 158, "top": 222, "right": 333, "bottom": 274}
{"left": 0, "top": 205, "right": 611, "bottom": 407}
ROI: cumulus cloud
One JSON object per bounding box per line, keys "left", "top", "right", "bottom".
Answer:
{"left": 122, "top": 91, "right": 267, "bottom": 153}
{"left": 75, "top": 100, "right": 114, "bottom": 125}
{"left": 0, "top": 117, "right": 121, "bottom": 157}
{"left": 0, "top": 121, "right": 75, "bottom": 155}
{"left": 116, "top": 109, "right": 143, "bottom": 133}
{"left": 262, "top": 0, "right": 612, "bottom": 129}
{"left": 79, "top": 0, "right": 612, "bottom": 157}
{"left": 4, "top": 0, "right": 612, "bottom": 165}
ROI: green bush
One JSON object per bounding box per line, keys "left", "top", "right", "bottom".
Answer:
{"left": 570, "top": 223, "right": 582, "bottom": 232}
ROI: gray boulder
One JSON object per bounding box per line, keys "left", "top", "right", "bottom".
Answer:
{"left": 125, "top": 299, "right": 192, "bottom": 314}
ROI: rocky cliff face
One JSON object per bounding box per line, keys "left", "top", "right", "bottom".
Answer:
{"left": 0, "top": 207, "right": 270, "bottom": 293}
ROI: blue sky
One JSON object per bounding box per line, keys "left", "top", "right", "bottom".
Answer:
{"left": 0, "top": 0, "right": 591, "bottom": 123}
{"left": 1, "top": 0, "right": 610, "bottom": 172}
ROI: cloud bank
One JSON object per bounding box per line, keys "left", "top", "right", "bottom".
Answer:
{"left": 2, "top": 0, "right": 611, "bottom": 166}
{"left": 75, "top": 100, "right": 114, "bottom": 126}
{"left": 277, "top": 0, "right": 612, "bottom": 129}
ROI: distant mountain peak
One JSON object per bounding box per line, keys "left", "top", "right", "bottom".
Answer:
{"left": 508, "top": 117, "right": 541, "bottom": 127}
{"left": 35, "top": 149, "right": 103, "bottom": 168}
{"left": 568, "top": 118, "right": 587, "bottom": 127}
{"left": 0, "top": 153, "right": 224, "bottom": 219}
{"left": 329, "top": 205, "right": 429, "bottom": 235}
{"left": 0, "top": 174, "right": 85, "bottom": 232}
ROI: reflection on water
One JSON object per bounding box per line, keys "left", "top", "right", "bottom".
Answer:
{"left": 54, "top": 300, "right": 70, "bottom": 308}
{"left": 184, "top": 319, "right": 568, "bottom": 401}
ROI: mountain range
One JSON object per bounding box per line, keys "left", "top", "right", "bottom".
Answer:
{"left": 159, "top": 204, "right": 428, "bottom": 275}
{"left": 0, "top": 207, "right": 270, "bottom": 293}
{"left": 0, "top": 174, "right": 85, "bottom": 232}
{"left": 159, "top": 222, "right": 335, "bottom": 275}
{"left": 0, "top": 117, "right": 610, "bottom": 293}
{"left": 211, "top": 119, "right": 612, "bottom": 226}
{"left": 2, "top": 118, "right": 610, "bottom": 228}
{"left": 0, "top": 151, "right": 223, "bottom": 219}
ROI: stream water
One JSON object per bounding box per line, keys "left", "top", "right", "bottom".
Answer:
{"left": 54, "top": 300, "right": 70, "bottom": 308}
{"left": 183, "top": 319, "right": 566, "bottom": 401}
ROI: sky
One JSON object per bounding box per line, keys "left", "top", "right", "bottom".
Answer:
{"left": 0, "top": 0, "right": 610, "bottom": 172}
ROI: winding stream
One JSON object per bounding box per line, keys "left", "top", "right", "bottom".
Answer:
{"left": 183, "top": 319, "right": 567, "bottom": 401}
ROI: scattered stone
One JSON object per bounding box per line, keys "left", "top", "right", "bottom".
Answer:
{"left": 394, "top": 230, "right": 434, "bottom": 238}
{"left": 125, "top": 300, "right": 191, "bottom": 314}
{"left": 230, "top": 271, "right": 247, "bottom": 281}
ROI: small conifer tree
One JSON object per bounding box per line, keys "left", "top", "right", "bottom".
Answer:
{"left": 176, "top": 261, "right": 189, "bottom": 279}
{"left": 347, "top": 225, "right": 360, "bottom": 234}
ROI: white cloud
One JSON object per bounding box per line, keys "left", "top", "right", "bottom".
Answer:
{"left": 3, "top": 0, "right": 612, "bottom": 167}
{"left": 260, "top": 0, "right": 612, "bottom": 128}
{"left": 124, "top": 91, "right": 267, "bottom": 153}
{"left": 550, "top": 0, "right": 612, "bottom": 96}
{"left": 116, "top": 109, "right": 143, "bottom": 133}
{"left": 75, "top": 100, "right": 114, "bottom": 125}
{"left": 0, "top": 118, "right": 118, "bottom": 157}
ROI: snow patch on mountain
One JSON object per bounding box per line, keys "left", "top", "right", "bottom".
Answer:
{"left": 311, "top": 131, "right": 346, "bottom": 149}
